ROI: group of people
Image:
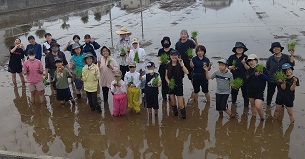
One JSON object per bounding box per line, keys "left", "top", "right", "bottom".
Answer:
{"left": 7, "top": 27, "right": 299, "bottom": 123}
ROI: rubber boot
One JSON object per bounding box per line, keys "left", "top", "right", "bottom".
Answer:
{"left": 180, "top": 107, "right": 186, "bottom": 119}
{"left": 172, "top": 105, "right": 178, "bottom": 116}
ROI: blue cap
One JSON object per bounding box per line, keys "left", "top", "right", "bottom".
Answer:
{"left": 282, "top": 63, "right": 293, "bottom": 70}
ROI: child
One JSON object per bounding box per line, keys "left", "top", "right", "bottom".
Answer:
{"left": 190, "top": 45, "right": 211, "bottom": 102}
{"left": 129, "top": 38, "right": 146, "bottom": 94}
{"left": 124, "top": 61, "right": 141, "bottom": 113}
{"left": 53, "top": 58, "right": 75, "bottom": 105}
{"left": 9, "top": 38, "right": 26, "bottom": 88}
{"left": 82, "top": 34, "right": 100, "bottom": 58}
{"left": 165, "top": 50, "right": 189, "bottom": 119}
{"left": 141, "top": 62, "right": 161, "bottom": 116}
{"left": 227, "top": 42, "right": 250, "bottom": 107}
{"left": 204, "top": 59, "right": 234, "bottom": 118}
{"left": 22, "top": 50, "right": 45, "bottom": 104}
{"left": 157, "top": 36, "right": 174, "bottom": 100}
{"left": 43, "top": 33, "right": 57, "bottom": 54}
{"left": 246, "top": 54, "right": 269, "bottom": 120}
{"left": 82, "top": 53, "right": 102, "bottom": 112}
{"left": 274, "top": 63, "right": 299, "bottom": 124}
{"left": 111, "top": 71, "right": 128, "bottom": 116}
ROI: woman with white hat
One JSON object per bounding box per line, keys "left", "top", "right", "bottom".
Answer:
{"left": 116, "top": 27, "right": 132, "bottom": 80}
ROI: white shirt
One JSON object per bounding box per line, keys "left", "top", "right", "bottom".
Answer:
{"left": 111, "top": 80, "right": 127, "bottom": 94}
{"left": 129, "top": 47, "right": 146, "bottom": 73}
{"left": 124, "top": 71, "right": 141, "bottom": 88}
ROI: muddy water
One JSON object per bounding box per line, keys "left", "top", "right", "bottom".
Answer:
{"left": 0, "top": 0, "right": 305, "bottom": 158}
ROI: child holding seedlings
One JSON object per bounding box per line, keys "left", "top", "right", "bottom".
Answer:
{"left": 70, "top": 43, "right": 86, "bottom": 99}
{"left": 124, "top": 61, "right": 141, "bottom": 113}
{"left": 190, "top": 45, "right": 212, "bottom": 102}
{"left": 246, "top": 54, "right": 269, "bottom": 120}
{"left": 82, "top": 53, "right": 102, "bottom": 112}
{"left": 266, "top": 42, "right": 295, "bottom": 105}
{"left": 141, "top": 62, "right": 161, "bottom": 116}
{"left": 111, "top": 71, "right": 127, "bottom": 116}
{"left": 204, "top": 59, "right": 234, "bottom": 118}
{"left": 98, "top": 46, "right": 119, "bottom": 102}
{"left": 227, "top": 42, "right": 250, "bottom": 107}
{"left": 157, "top": 36, "right": 174, "bottom": 100}
{"left": 53, "top": 58, "right": 75, "bottom": 105}
{"left": 165, "top": 50, "right": 189, "bottom": 119}
{"left": 175, "top": 29, "right": 198, "bottom": 80}
{"left": 23, "top": 50, "right": 45, "bottom": 104}
{"left": 129, "top": 38, "right": 146, "bottom": 94}
{"left": 274, "top": 63, "right": 299, "bottom": 124}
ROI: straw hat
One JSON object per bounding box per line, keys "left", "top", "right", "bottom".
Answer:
{"left": 115, "top": 27, "right": 131, "bottom": 35}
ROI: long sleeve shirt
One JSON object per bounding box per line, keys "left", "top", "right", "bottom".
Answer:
{"left": 25, "top": 43, "right": 42, "bottom": 60}
{"left": 82, "top": 64, "right": 100, "bottom": 92}
{"left": 116, "top": 37, "right": 131, "bottom": 66}
{"left": 129, "top": 48, "right": 146, "bottom": 72}
{"left": 99, "top": 57, "right": 119, "bottom": 88}
{"left": 111, "top": 80, "right": 127, "bottom": 94}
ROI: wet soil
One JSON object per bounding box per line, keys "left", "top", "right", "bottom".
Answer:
{"left": 1, "top": 0, "right": 305, "bottom": 158}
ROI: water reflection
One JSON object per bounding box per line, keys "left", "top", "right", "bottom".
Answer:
{"left": 120, "top": 0, "right": 151, "bottom": 9}
{"left": 203, "top": 0, "right": 233, "bottom": 10}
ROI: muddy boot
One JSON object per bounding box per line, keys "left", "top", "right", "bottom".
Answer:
{"left": 96, "top": 106, "right": 102, "bottom": 112}
{"left": 77, "top": 94, "right": 82, "bottom": 99}
{"left": 180, "top": 107, "right": 186, "bottom": 119}
{"left": 172, "top": 105, "right": 178, "bottom": 116}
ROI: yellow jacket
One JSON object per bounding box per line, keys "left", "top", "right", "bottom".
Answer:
{"left": 82, "top": 64, "right": 100, "bottom": 92}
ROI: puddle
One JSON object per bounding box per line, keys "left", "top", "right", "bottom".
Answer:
{"left": 0, "top": 0, "right": 305, "bottom": 158}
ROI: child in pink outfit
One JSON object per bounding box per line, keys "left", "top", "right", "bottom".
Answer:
{"left": 23, "top": 50, "right": 45, "bottom": 104}
{"left": 111, "top": 71, "right": 127, "bottom": 116}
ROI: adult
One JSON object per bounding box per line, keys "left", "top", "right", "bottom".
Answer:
{"left": 8, "top": 38, "right": 26, "bottom": 88}
{"left": 266, "top": 42, "right": 295, "bottom": 105}
{"left": 227, "top": 42, "right": 250, "bottom": 107}
{"left": 43, "top": 33, "right": 57, "bottom": 55}
{"left": 165, "top": 50, "right": 189, "bottom": 119}
{"left": 98, "top": 46, "right": 119, "bottom": 102}
{"left": 115, "top": 27, "right": 131, "bottom": 79}
{"left": 157, "top": 36, "right": 174, "bottom": 100}
{"left": 63, "top": 35, "right": 82, "bottom": 56}
{"left": 82, "top": 34, "right": 100, "bottom": 58}
{"left": 175, "top": 29, "right": 198, "bottom": 80}
{"left": 25, "top": 35, "right": 42, "bottom": 60}
{"left": 45, "top": 42, "right": 68, "bottom": 94}
{"left": 70, "top": 43, "right": 86, "bottom": 99}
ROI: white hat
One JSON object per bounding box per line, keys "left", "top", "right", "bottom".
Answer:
{"left": 131, "top": 38, "right": 138, "bottom": 44}
{"left": 115, "top": 27, "right": 131, "bottom": 35}
{"left": 247, "top": 54, "right": 258, "bottom": 60}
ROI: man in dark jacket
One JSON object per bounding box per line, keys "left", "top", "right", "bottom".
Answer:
{"left": 25, "top": 35, "right": 42, "bottom": 60}
{"left": 266, "top": 42, "right": 295, "bottom": 105}
{"left": 43, "top": 33, "right": 57, "bottom": 55}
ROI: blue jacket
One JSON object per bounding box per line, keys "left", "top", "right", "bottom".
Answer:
{"left": 25, "top": 43, "right": 42, "bottom": 60}
{"left": 82, "top": 41, "right": 100, "bottom": 57}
